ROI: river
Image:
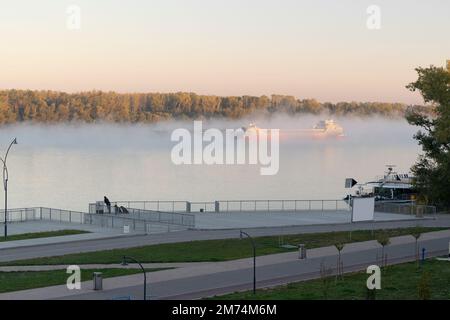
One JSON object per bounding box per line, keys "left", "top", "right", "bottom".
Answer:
{"left": 0, "top": 115, "right": 421, "bottom": 212}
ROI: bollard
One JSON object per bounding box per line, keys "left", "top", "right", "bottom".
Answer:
{"left": 298, "top": 244, "right": 307, "bottom": 260}
{"left": 421, "top": 248, "right": 426, "bottom": 265}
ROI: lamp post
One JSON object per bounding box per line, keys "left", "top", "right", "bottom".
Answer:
{"left": 121, "top": 256, "right": 147, "bottom": 300}
{"left": 1, "top": 138, "right": 18, "bottom": 239}
{"left": 240, "top": 230, "right": 256, "bottom": 294}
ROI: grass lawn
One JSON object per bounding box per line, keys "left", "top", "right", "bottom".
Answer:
{"left": 213, "top": 259, "right": 450, "bottom": 300}
{"left": 0, "top": 268, "right": 168, "bottom": 294}
{"left": 0, "top": 227, "right": 445, "bottom": 266}
{"left": 0, "top": 229, "right": 90, "bottom": 243}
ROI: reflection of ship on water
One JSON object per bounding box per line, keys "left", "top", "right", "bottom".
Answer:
{"left": 241, "top": 119, "right": 345, "bottom": 139}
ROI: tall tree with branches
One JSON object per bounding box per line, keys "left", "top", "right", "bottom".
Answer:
{"left": 406, "top": 63, "right": 450, "bottom": 209}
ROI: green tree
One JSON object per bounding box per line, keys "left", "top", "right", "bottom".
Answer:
{"left": 406, "top": 64, "right": 450, "bottom": 209}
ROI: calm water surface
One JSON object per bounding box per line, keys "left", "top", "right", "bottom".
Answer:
{"left": 0, "top": 116, "right": 420, "bottom": 212}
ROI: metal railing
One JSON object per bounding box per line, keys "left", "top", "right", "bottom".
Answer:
{"left": 0, "top": 207, "right": 187, "bottom": 234}
{"left": 0, "top": 207, "right": 84, "bottom": 224}
{"left": 123, "top": 207, "right": 195, "bottom": 227}
{"left": 108, "top": 199, "right": 350, "bottom": 213}
{"left": 0, "top": 208, "right": 39, "bottom": 222}
{"left": 83, "top": 212, "right": 148, "bottom": 233}
{"left": 375, "top": 202, "right": 437, "bottom": 217}
{"left": 89, "top": 203, "right": 195, "bottom": 228}
{"left": 110, "top": 201, "right": 188, "bottom": 212}
{"left": 216, "top": 200, "right": 350, "bottom": 212}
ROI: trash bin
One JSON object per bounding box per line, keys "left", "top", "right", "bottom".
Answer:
{"left": 298, "top": 244, "right": 307, "bottom": 260}
{"left": 93, "top": 272, "right": 103, "bottom": 290}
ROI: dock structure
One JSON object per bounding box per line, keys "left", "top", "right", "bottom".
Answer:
{"left": 91, "top": 199, "right": 435, "bottom": 230}
{"left": 1, "top": 200, "right": 435, "bottom": 236}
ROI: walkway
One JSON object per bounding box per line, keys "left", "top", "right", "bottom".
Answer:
{"left": 0, "top": 229, "right": 449, "bottom": 300}
{"left": 1, "top": 215, "right": 448, "bottom": 263}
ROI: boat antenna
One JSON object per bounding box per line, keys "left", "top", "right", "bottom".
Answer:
{"left": 386, "top": 164, "right": 396, "bottom": 174}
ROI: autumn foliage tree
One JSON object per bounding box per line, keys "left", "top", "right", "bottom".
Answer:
{"left": 406, "top": 64, "right": 450, "bottom": 209}
{"left": 0, "top": 90, "right": 412, "bottom": 125}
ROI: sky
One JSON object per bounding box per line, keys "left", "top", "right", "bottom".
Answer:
{"left": 0, "top": 0, "right": 449, "bottom": 104}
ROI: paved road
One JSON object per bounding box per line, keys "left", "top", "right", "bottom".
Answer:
{"left": 71, "top": 230, "right": 450, "bottom": 300}
{"left": 0, "top": 216, "right": 448, "bottom": 263}
{"left": 1, "top": 229, "right": 449, "bottom": 300}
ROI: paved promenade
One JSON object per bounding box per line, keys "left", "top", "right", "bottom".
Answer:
{"left": 0, "top": 215, "right": 448, "bottom": 263}
{"left": 193, "top": 210, "right": 420, "bottom": 229}
{"left": 0, "top": 229, "right": 448, "bottom": 300}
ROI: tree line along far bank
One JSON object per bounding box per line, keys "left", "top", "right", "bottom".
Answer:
{"left": 0, "top": 90, "right": 431, "bottom": 124}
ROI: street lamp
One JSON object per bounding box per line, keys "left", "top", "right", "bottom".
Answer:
{"left": 1, "top": 138, "right": 18, "bottom": 239}
{"left": 240, "top": 230, "right": 256, "bottom": 294}
{"left": 121, "top": 256, "right": 147, "bottom": 300}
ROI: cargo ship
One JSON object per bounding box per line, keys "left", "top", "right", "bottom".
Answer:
{"left": 242, "top": 119, "right": 345, "bottom": 139}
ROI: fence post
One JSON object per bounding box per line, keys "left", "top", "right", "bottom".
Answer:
{"left": 215, "top": 201, "right": 220, "bottom": 213}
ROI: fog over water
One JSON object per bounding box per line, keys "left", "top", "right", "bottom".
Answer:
{"left": 0, "top": 115, "right": 421, "bottom": 212}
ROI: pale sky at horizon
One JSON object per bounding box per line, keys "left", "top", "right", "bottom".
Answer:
{"left": 0, "top": 0, "right": 449, "bottom": 104}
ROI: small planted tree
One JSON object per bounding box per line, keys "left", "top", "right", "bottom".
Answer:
{"left": 320, "top": 261, "right": 333, "bottom": 300}
{"left": 377, "top": 232, "right": 390, "bottom": 268}
{"left": 417, "top": 271, "right": 432, "bottom": 300}
{"left": 334, "top": 242, "right": 345, "bottom": 279}
{"left": 365, "top": 286, "right": 376, "bottom": 300}
{"left": 411, "top": 227, "right": 422, "bottom": 265}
